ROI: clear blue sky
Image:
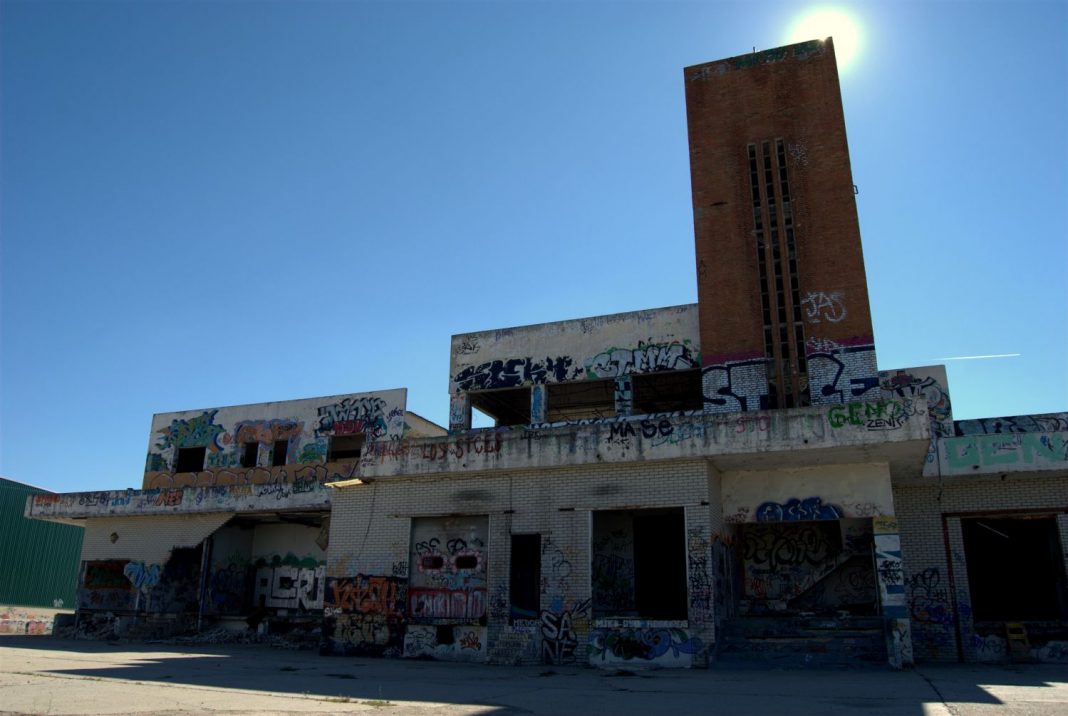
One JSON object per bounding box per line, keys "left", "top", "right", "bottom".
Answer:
{"left": 2, "top": 1, "right": 1065, "bottom": 494}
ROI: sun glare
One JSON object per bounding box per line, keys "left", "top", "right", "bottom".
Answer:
{"left": 787, "top": 8, "right": 863, "bottom": 72}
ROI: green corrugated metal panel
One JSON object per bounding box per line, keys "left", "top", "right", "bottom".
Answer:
{"left": 0, "top": 477, "right": 84, "bottom": 608}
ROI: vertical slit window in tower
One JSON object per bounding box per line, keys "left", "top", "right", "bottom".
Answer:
{"left": 776, "top": 138, "right": 810, "bottom": 405}
{"left": 749, "top": 143, "right": 777, "bottom": 408}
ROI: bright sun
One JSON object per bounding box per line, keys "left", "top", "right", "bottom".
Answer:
{"left": 786, "top": 8, "right": 863, "bottom": 72}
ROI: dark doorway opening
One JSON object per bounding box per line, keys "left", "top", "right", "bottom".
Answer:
{"left": 510, "top": 533, "right": 541, "bottom": 622}
{"left": 962, "top": 516, "right": 1068, "bottom": 621}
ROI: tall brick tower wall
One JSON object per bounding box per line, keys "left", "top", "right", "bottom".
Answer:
{"left": 685, "top": 39, "right": 879, "bottom": 413}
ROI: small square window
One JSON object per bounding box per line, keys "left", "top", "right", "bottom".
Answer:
{"left": 240, "top": 442, "right": 258, "bottom": 468}
{"left": 175, "top": 446, "right": 206, "bottom": 473}
{"left": 328, "top": 434, "right": 365, "bottom": 462}
{"left": 272, "top": 440, "right": 288, "bottom": 467}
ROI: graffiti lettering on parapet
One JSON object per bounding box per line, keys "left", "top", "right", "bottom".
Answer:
{"left": 807, "top": 342, "right": 879, "bottom": 404}
{"left": 827, "top": 399, "right": 916, "bottom": 430}
{"left": 408, "top": 587, "right": 486, "bottom": 620}
{"left": 317, "top": 397, "right": 388, "bottom": 438}
{"left": 123, "top": 561, "right": 161, "bottom": 593}
{"left": 881, "top": 370, "right": 953, "bottom": 436}
{"left": 454, "top": 356, "right": 581, "bottom": 391}
{"left": 327, "top": 575, "right": 406, "bottom": 617}
{"left": 586, "top": 340, "right": 699, "bottom": 378}
{"left": 233, "top": 419, "right": 303, "bottom": 447}
{"left": 155, "top": 410, "right": 225, "bottom": 451}
{"left": 755, "top": 497, "right": 842, "bottom": 522}
{"left": 702, "top": 358, "right": 769, "bottom": 413}
{"left": 800, "top": 291, "right": 846, "bottom": 324}
{"left": 540, "top": 599, "right": 590, "bottom": 665}
{"left": 608, "top": 419, "right": 674, "bottom": 441}
{"left": 589, "top": 627, "right": 702, "bottom": 663}
{"left": 955, "top": 413, "right": 1068, "bottom": 436}
{"left": 456, "top": 336, "right": 480, "bottom": 355}
{"left": 420, "top": 434, "right": 503, "bottom": 462}
{"left": 742, "top": 525, "right": 837, "bottom": 570}
{"left": 942, "top": 433, "right": 1068, "bottom": 471}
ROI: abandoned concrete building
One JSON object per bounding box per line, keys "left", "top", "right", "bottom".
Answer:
{"left": 26, "top": 39, "right": 1068, "bottom": 668}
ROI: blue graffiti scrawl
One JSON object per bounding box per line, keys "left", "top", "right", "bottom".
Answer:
{"left": 755, "top": 497, "right": 843, "bottom": 522}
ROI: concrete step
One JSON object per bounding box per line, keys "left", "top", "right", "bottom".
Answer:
{"left": 716, "top": 617, "right": 888, "bottom": 667}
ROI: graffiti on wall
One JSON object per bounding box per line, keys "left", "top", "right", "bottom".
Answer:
{"left": 755, "top": 497, "right": 843, "bottom": 522}
{"left": 880, "top": 369, "right": 953, "bottom": 437}
{"left": 80, "top": 560, "right": 136, "bottom": 610}
{"left": 403, "top": 624, "right": 487, "bottom": 660}
{"left": 701, "top": 357, "right": 769, "bottom": 413}
{"left": 806, "top": 340, "right": 879, "bottom": 405}
{"left": 254, "top": 565, "right": 325, "bottom": 611}
{"left": 316, "top": 396, "right": 389, "bottom": 438}
{"left": 408, "top": 518, "right": 487, "bottom": 624}
{"left": 540, "top": 598, "right": 590, "bottom": 665}
{"left": 155, "top": 410, "right": 226, "bottom": 452}
{"left": 800, "top": 291, "right": 846, "bottom": 324}
{"left": 324, "top": 574, "right": 408, "bottom": 657}
{"left": 940, "top": 432, "right": 1068, "bottom": 474}
{"left": 955, "top": 413, "right": 1068, "bottom": 436}
{"left": 586, "top": 340, "right": 699, "bottom": 379}
{"left": 589, "top": 626, "right": 701, "bottom": 666}
{"left": 687, "top": 527, "right": 713, "bottom": 618}
{"left": 827, "top": 399, "right": 918, "bottom": 431}
{"left": 123, "top": 561, "right": 162, "bottom": 593}
{"left": 454, "top": 356, "right": 582, "bottom": 391}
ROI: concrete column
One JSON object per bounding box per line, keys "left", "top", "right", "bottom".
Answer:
{"left": 613, "top": 376, "right": 633, "bottom": 416}
{"left": 449, "top": 394, "right": 471, "bottom": 432}
{"left": 530, "top": 385, "right": 547, "bottom": 425}
{"left": 873, "top": 515, "right": 914, "bottom": 668}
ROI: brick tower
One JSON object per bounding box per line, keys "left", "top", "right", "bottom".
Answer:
{"left": 685, "top": 39, "right": 879, "bottom": 413}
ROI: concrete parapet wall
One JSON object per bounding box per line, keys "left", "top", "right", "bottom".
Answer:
{"left": 26, "top": 478, "right": 331, "bottom": 521}
{"left": 360, "top": 398, "right": 930, "bottom": 479}
{"left": 925, "top": 432, "right": 1068, "bottom": 478}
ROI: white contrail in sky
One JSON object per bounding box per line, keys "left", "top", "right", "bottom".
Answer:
{"left": 935, "top": 353, "right": 1021, "bottom": 361}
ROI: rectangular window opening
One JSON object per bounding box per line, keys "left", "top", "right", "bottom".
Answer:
{"left": 272, "top": 440, "right": 289, "bottom": 467}
{"left": 175, "top": 446, "right": 206, "bottom": 473}
{"left": 546, "top": 380, "right": 615, "bottom": 422}
{"left": 631, "top": 369, "right": 702, "bottom": 415}
{"left": 469, "top": 387, "right": 531, "bottom": 427}
{"left": 240, "top": 442, "right": 258, "bottom": 469}
{"left": 510, "top": 534, "right": 541, "bottom": 623}
{"left": 592, "top": 508, "right": 687, "bottom": 620}
{"left": 328, "top": 434, "right": 365, "bottom": 462}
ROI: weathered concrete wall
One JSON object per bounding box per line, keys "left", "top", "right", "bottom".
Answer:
{"left": 449, "top": 305, "right": 699, "bottom": 394}
{"left": 144, "top": 390, "right": 407, "bottom": 488}
{"left": 325, "top": 460, "right": 718, "bottom": 668}
{"left": 721, "top": 463, "right": 893, "bottom": 524}
{"left": 26, "top": 479, "right": 331, "bottom": 521}
{"left": 361, "top": 398, "right": 929, "bottom": 479}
